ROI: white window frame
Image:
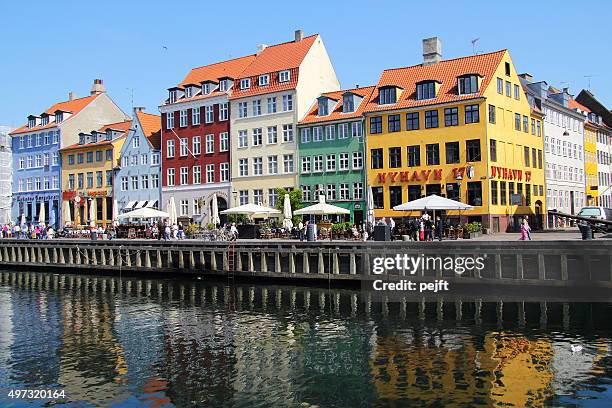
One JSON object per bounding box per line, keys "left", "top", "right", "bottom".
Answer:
{"left": 180, "top": 167, "right": 188, "bottom": 185}
{"left": 279, "top": 70, "right": 290, "bottom": 83}
{"left": 193, "top": 165, "right": 201, "bottom": 184}
{"left": 179, "top": 110, "right": 188, "bottom": 127}
{"left": 205, "top": 105, "right": 214, "bottom": 123}
{"left": 240, "top": 78, "right": 251, "bottom": 90}
{"left": 206, "top": 164, "right": 215, "bottom": 183}
{"left": 220, "top": 162, "right": 229, "bottom": 182}
{"left": 268, "top": 155, "right": 278, "bottom": 174}
{"left": 220, "top": 132, "right": 229, "bottom": 151}
{"left": 192, "top": 107, "right": 200, "bottom": 125}
{"left": 192, "top": 136, "right": 201, "bottom": 155}
{"left": 238, "top": 130, "right": 248, "bottom": 148}
{"left": 219, "top": 103, "right": 228, "bottom": 121}
{"left": 206, "top": 134, "right": 214, "bottom": 153}
{"left": 258, "top": 74, "right": 269, "bottom": 86}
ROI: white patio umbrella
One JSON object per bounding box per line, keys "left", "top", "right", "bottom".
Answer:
{"left": 117, "top": 207, "right": 169, "bottom": 219}
{"left": 294, "top": 195, "right": 350, "bottom": 216}
{"left": 211, "top": 194, "right": 220, "bottom": 226}
{"left": 112, "top": 199, "right": 119, "bottom": 226}
{"left": 393, "top": 194, "right": 473, "bottom": 221}
{"left": 89, "top": 199, "right": 96, "bottom": 227}
{"left": 20, "top": 213, "right": 25, "bottom": 227}
{"left": 167, "top": 196, "right": 178, "bottom": 225}
{"left": 366, "top": 186, "right": 375, "bottom": 226}
{"left": 62, "top": 200, "right": 71, "bottom": 225}
{"left": 282, "top": 194, "right": 293, "bottom": 229}
{"left": 220, "top": 203, "right": 281, "bottom": 217}
{"left": 38, "top": 203, "right": 45, "bottom": 225}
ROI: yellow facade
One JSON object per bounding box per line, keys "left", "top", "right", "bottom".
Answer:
{"left": 584, "top": 123, "right": 599, "bottom": 205}
{"left": 366, "top": 51, "right": 546, "bottom": 232}
{"left": 60, "top": 137, "right": 125, "bottom": 227}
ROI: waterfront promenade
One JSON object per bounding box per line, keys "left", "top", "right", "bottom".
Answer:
{"left": 0, "top": 234, "right": 610, "bottom": 298}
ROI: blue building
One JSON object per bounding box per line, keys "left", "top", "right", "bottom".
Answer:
{"left": 9, "top": 80, "right": 128, "bottom": 227}
{"left": 115, "top": 108, "right": 162, "bottom": 213}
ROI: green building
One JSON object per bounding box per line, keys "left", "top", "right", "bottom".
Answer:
{"left": 297, "top": 86, "right": 374, "bottom": 224}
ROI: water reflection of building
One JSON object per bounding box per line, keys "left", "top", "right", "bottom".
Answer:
{"left": 160, "top": 307, "right": 236, "bottom": 406}
{"left": 7, "top": 288, "right": 62, "bottom": 387}
{"left": 0, "top": 291, "right": 13, "bottom": 386}
{"left": 369, "top": 329, "right": 558, "bottom": 406}
{"left": 58, "top": 290, "right": 129, "bottom": 406}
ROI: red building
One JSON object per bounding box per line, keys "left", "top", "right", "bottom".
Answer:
{"left": 159, "top": 55, "right": 255, "bottom": 224}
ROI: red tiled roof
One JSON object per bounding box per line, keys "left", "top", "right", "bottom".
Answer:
{"left": 364, "top": 50, "right": 507, "bottom": 113}
{"left": 10, "top": 94, "right": 100, "bottom": 135}
{"left": 239, "top": 35, "right": 318, "bottom": 78}
{"left": 231, "top": 68, "right": 299, "bottom": 99}
{"left": 231, "top": 35, "right": 319, "bottom": 99}
{"left": 300, "top": 86, "right": 376, "bottom": 124}
{"left": 61, "top": 134, "right": 126, "bottom": 151}
{"left": 569, "top": 99, "right": 590, "bottom": 113}
{"left": 97, "top": 120, "right": 132, "bottom": 133}
{"left": 136, "top": 111, "right": 161, "bottom": 149}
{"left": 179, "top": 55, "right": 256, "bottom": 87}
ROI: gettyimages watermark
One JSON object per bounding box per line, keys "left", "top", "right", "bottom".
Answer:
{"left": 364, "top": 254, "right": 487, "bottom": 298}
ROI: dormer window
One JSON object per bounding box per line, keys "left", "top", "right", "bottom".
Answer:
{"left": 318, "top": 102, "right": 329, "bottom": 116}
{"left": 379, "top": 86, "right": 397, "bottom": 105}
{"left": 41, "top": 116, "right": 49, "bottom": 126}
{"left": 259, "top": 75, "right": 270, "bottom": 86}
{"left": 106, "top": 130, "right": 112, "bottom": 140}
{"left": 28, "top": 118, "right": 36, "bottom": 128}
{"left": 202, "top": 83, "right": 211, "bottom": 95}
{"left": 169, "top": 90, "right": 177, "bottom": 103}
{"left": 79, "top": 135, "right": 86, "bottom": 144}
{"left": 240, "top": 78, "right": 251, "bottom": 90}
{"left": 185, "top": 87, "right": 192, "bottom": 98}
{"left": 219, "top": 79, "right": 229, "bottom": 92}
{"left": 279, "top": 70, "right": 290, "bottom": 83}
{"left": 416, "top": 81, "right": 437, "bottom": 100}
{"left": 55, "top": 112, "right": 63, "bottom": 123}
{"left": 343, "top": 94, "right": 355, "bottom": 113}
{"left": 458, "top": 75, "right": 479, "bottom": 95}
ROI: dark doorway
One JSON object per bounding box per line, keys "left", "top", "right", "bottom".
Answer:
{"left": 215, "top": 197, "right": 228, "bottom": 226}
{"left": 353, "top": 210, "right": 364, "bottom": 224}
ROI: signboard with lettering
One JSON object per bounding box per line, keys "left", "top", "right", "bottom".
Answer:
{"left": 375, "top": 166, "right": 476, "bottom": 184}
{"left": 490, "top": 166, "right": 531, "bottom": 182}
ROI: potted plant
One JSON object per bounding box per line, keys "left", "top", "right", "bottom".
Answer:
{"left": 463, "top": 222, "right": 482, "bottom": 239}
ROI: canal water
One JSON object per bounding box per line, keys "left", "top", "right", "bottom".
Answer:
{"left": 0, "top": 271, "right": 610, "bottom": 407}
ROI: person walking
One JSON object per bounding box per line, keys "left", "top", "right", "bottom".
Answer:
{"left": 519, "top": 218, "right": 531, "bottom": 240}
{"left": 298, "top": 220, "right": 304, "bottom": 241}
{"left": 435, "top": 216, "right": 444, "bottom": 241}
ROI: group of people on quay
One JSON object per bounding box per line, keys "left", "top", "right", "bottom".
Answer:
{"left": 0, "top": 212, "right": 534, "bottom": 242}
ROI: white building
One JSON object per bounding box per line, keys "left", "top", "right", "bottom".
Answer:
{"left": 229, "top": 30, "right": 340, "bottom": 207}
{"left": 521, "top": 76, "right": 586, "bottom": 227}
{"left": 0, "top": 126, "right": 13, "bottom": 224}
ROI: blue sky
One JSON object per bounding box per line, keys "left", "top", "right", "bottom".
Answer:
{"left": 0, "top": 1, "right": 610, "bottom": 127}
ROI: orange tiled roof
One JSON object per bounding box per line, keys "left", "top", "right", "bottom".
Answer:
{"left": 239, "top": 35, "right": 317, "bottom": 78}
{"left": 179, "top": 55, "right": 257, "bottom": 87}
{"left": 364, "top": 50, "right": 507, "bottom": 113}
{"left": 10, "top": 94, "right": 99, "bottom": 135}
{"left": 569, "top": 99, "right": 590, "bottom": 113}
{"left": 97, "top": 119, "right": 132, "bottom": 133}
{"left": 231, "top": 35, "right": 319, "bottom": 99}
{"left": 135, "top": 111, "right": 161, "bottom": 149}
{"left": 300, "top": 86, "right": 376, "bottom": 125}
{"left": 61, "top": 134, "right": 126, "bottom": 151}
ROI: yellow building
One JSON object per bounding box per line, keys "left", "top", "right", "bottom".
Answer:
{"left": 364, "top": 38, "right": 545, "bottom": 232}
{"left": 584, "top": 121, "right": 599, "bottom": 205}
{"left": 60, "top": 120, "right": 130, "bottom": 227}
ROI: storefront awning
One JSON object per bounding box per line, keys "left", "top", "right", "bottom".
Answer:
{"left": 145, "top": 200, "right": 158, "bottom": 208}
{"left": 124, "top": 201, "right": 136, "bottom": 210}
{"left": 134, "top": 201, "right": 147, "bottom": 209}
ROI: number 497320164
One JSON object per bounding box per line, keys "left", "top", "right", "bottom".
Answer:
{"left": 8, "top": 389, "right": 66, "bottom": 399}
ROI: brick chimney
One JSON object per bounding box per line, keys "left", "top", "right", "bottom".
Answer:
{"left": 294, "top": 29, "right": 304, "bottom": 42}
{"left": 90, "top": 79, "right": 105, "bottom": 95}
{"left": 422, "top": 37, "right": 442, "bottom": 66}
{"left": 68, "top": 91, "right": 76, "bottom": 101}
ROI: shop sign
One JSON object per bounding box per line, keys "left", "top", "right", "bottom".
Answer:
{"left": 376, "top": 167, "right": 473, "bottom": 183}
{"left": 490, "top": 166, "right": 531, "bottom": 182}
{"left": 87, "top": 190, "right": 107, "bottom": 197}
